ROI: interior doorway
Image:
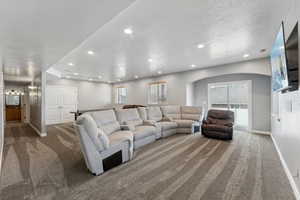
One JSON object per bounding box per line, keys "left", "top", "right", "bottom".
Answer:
{"left": 5, "top": 92, "right": 22, "bottom": 121}
{"left": 208, "top": 80, "right": 252, "bottom": 131}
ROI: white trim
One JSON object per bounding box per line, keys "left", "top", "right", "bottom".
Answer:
{"left": 271, "top": 134, "right": 300, "bottom": 200}
{"left": 251, "top": 129, "right": 271, "bottom": 135}
{"left": 29, "top": 123, "right": 47, "bottom": 137}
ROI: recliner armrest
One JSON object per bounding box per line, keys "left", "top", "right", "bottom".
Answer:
{"left": 202, "top": 119, "right": 210, "bottom": 125}
{"left": 224, "top": 122, "right": 234, "bottom": 127}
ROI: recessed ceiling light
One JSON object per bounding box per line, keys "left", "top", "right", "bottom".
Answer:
{"left": 191, "top": 64, "right": 196, "bottom": 68}
{"left": 148, "top": 58, "right": 153, "bottom": 63}
{"left": 73, "top": 73, "right": 79, "bottom": 76}
{"left": 243, "top": 54, "right": 250, "bottom": 58}
{"left": 197, "top": 44, "right": 205, "bottom": 49}
{"left": 68, "top": 62, "right": 74, "bottom": 66}
{"left": 124, "top": 28, "right": 133, "bottom": 35}
{"left": 117, "top": 79, "right": 121, "bottom": 82}
{"left": 158, "top": 71, "right": 162, "bottom": 74}
{"left": 98, "top": 75, "right": 102, "bottom": 79}
{"left": 66, "top": 75, "right": 71, "bottom": 79}
{"left": 134, "top": 75, "right": 139, "bottom": 79}
{"left": 88, "top": 51, "right": 94, "bottom": 55}
{"left": 89, "top": 78, "right": 93, "bottom": 81}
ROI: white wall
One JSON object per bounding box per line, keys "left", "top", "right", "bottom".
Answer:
{"left": 0, "top": 66, "right": 3, "bottom": 175}
{"left": 193, "top": 74, "right": 271, "bottom": 132}
{"left": 271, "top": 0, "right": 300, "bottom": 196}
{"left": 29, "top": 72, "right": 47, "bottom": 136}
{"left": 113, "top": 58, "right": 271, "bottom": 106}
{"left": 46, "top": 75, "right": 112, "bottom": 110}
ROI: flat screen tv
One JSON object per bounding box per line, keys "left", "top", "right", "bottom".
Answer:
{"left": 270, "top": 22, "right": 289, "bottom": 92}
{"left": 286, "top": 23, "right": 299, "bottom": 91}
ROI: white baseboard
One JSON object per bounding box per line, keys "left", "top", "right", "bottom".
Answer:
{"left": 29, "top": 123, "right": 47, "bottom": 137}
{"left": 251, "top": 129, "right": 271, "bottom": 135}
{"left": 271, "top": 134, "right": 300, "bottom": 200}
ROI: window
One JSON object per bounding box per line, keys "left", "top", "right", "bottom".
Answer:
{"left": 208, "top": 80, "right": 251, "bottom": 130}
{"left": 116, "top": 87, "right": 127, "bottom": 104}
{"left": 5, "top": 95, "right": 20, "bottom": 106}
{"left": 148, "top": 81, "right": 167, "bottom": 104}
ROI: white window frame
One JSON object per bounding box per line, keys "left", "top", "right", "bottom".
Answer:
{"left": 148, "top": 82, "right": 167, "bottom": 105}
{"left": 116, "top": 87, "right": 127, "bottom": 104}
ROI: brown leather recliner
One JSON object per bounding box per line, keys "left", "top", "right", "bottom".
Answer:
{"left": 201, "top": 109, "right": 234, "bottom": 140}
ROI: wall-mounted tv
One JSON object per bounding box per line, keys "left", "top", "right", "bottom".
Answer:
{"left": 270, "top": 22, "right": 289, "bottom": 92}
{"left": 286, "top": 23, "right": 299, "bottom": 91}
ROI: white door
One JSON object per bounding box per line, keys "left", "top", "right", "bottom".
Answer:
{"left": 46, "top": 86, "right": 78, "bottom": 125}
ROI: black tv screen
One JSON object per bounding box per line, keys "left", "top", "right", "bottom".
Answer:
{"left": 270, "top": 23, "right": 289, "bottom": 92}
{"left": 286, "top": 23, "right": 299, "bottom": 91}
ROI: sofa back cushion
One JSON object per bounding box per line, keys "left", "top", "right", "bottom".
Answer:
{"left": 116, "top": 108, "right": 143, "bottom": 127}
{"left": 137, "top": 107, "right": 147, "bottom": 120}
{"left": 147, "top": 106, "right": 163, "bottom": 122}
{"left": 90, "top": 110, "right": 120, "bottom": 135}
{"left": 161, "top": 105, "right": 181, "bottom": 120}
{"left": 181, "top": 106, "right": 202, "bottom": 121}
{"left": 76, "top": 114, "right": 109, "bottom": 152}
{"left": 207, "top": 109, "right": 234, "bottom": 125}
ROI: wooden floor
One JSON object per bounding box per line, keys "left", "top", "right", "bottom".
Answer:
{"left": 0, "top": 123, "right": 296, "bottom": 200}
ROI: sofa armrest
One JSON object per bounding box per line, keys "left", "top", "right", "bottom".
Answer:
{"left": 143, "top": 120, "right": 157, "bottom": 126}
{"left": 162, "top": 116, "right": 174, "bottom": 122}
{"left": 120, "top": 124, "right": 135, "bottom": 131}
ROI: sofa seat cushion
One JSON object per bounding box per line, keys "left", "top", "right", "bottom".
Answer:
{"left": 133, "top": 126, "right": 156, "bottom": 140}
{"left": 108, "top": 131, "right": 133, "bottom": 146}
{"left": 173, "top": 119, "right": 194, "bottom": 128}
{"left": 157, "top": 121, "right": 177, "bottom": 131}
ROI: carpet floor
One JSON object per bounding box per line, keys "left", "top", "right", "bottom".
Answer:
{"left": 0, "top": 123, "right": 295, "bottom": 200}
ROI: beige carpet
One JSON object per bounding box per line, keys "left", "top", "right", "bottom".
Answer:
{"left": 0, "top": 123, "right": 295, "bottom": 200}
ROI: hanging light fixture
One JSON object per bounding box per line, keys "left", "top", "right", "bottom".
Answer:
{"left": 5, "top": 89, "right": 25, "bottom": 96}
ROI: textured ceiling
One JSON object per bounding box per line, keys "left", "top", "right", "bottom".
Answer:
{"left": 0, "top": 0, "right": 136, "bottom": 81}
{"left": 50, "top": 0, "right": 293, "bottom": 83}
{"left": 1, "top": 0, "right": 294, "bottom": 83}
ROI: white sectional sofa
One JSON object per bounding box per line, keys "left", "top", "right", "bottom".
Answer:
{"left": 74, "top": 105, "right": 203, "bottom": 175}
{"left": 115, "top": 108, "right": 156, "bottom": 149}
{"left": 161, "top": 105, "right": 203, "bottom": 134}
